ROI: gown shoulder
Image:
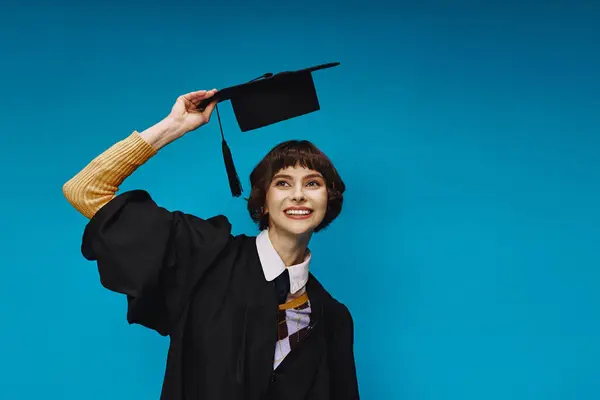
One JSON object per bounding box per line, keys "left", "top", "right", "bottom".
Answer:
{"left": 81, "top": 189, "right": 236, "bottom": 335}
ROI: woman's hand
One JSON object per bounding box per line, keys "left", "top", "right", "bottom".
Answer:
{"left": 168, "top": 89, "right": 218, "bottom": 135}
{"left": 139, "top": 89, "right": 218, "bottom": 150}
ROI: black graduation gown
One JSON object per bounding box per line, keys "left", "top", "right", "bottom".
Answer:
{"left": 80, "top": 190, "right": 359, "bottom": 400}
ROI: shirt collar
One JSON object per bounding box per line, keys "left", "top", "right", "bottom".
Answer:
{"left": 255, "top": 229, "right": 311, "bottom": 295}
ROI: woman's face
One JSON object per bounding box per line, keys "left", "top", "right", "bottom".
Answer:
{"left": 264, "top": 165, "right": 328, "bottom": 237}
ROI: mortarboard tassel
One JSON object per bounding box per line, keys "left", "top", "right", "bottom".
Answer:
{"left": 215, "top": 103, "right": 243, "bottom": 197}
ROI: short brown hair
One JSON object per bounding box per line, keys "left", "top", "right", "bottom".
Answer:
{"left": 247, "top": 140, "right": 345, "bottom": 232}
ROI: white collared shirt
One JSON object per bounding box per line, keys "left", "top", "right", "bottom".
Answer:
{"left": 255, "top": 229, "right": 310, "bottom": 295}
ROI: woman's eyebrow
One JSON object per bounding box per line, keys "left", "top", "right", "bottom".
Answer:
{"left": 304, "top": 173, "right": 324, "bottom": 180}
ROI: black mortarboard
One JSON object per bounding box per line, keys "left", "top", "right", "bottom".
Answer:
{"left": 197, "top": 62, "right": 340, "bottom": 197}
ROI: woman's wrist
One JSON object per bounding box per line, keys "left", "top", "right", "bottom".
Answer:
{"left": 138, "top": 116, "right": 186, "bottom": 151}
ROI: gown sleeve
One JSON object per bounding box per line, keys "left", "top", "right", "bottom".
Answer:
{"left": 81, "top": 189, "right": 232, "bottom": 336}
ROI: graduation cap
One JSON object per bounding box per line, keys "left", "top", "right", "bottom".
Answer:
{"left": 197, "top": 62, "right": 340, "bottom": 197}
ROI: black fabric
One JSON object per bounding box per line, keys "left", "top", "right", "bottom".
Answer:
{"left": 229, "top": 71, "right": 320, "bottom": 132}
{"left": 274, "top": 268, "right": 290, "bottom": 305}
{"left": 80, "top": 190, "right": 359, "bottom": 400}
{"left": 196, "top": 62, "right": 339, "bottom": 132}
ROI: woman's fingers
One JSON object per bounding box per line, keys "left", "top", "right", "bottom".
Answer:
{"left": 182, "top": 89, "right": 218, "bottom": 106}
{"left": 202, "top": 100, "right": 217, "bottom": 120}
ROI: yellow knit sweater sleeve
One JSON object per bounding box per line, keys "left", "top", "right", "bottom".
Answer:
{"left": 62, "top": 131, "right": 157, "bottom": 219}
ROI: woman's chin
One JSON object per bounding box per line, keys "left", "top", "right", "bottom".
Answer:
{"left": 272, "top": 217, "right": 319, "bottom": 236}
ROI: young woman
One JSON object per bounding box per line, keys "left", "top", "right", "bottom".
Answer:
{"left": 63, "top": 89, "right": 359, "bottom": 399}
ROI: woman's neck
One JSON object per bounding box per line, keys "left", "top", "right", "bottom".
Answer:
{"left": 267, "top": 228, "right": 311, "bottom": 266}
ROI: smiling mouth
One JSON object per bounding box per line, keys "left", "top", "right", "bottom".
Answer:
{"left": 284, "top": 208, "right": 313, "bottom": 219}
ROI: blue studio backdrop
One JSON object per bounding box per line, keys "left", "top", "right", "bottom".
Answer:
{"left": 1, "top": 1, "right": 599, "bottom": 399}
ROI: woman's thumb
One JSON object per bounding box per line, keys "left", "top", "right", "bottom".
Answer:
{"left": 202, "top": 100, "right": 217, "bottom": 122}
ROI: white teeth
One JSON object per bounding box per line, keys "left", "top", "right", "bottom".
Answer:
{"left": 285, "top": 210, "right": 311, "bottom": 215}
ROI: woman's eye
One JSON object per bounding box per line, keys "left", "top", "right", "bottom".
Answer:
{"left": 274, "top": 180, "right": 322, "bottom": 188}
